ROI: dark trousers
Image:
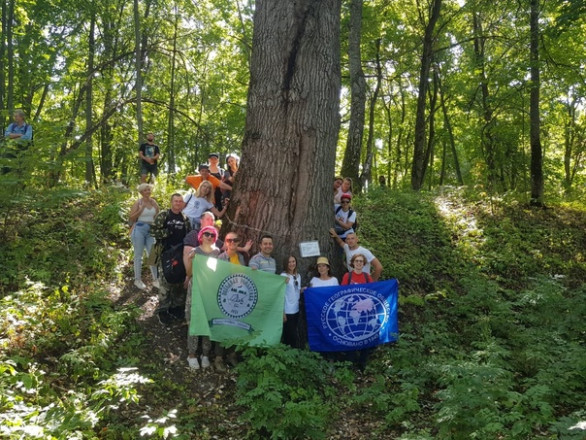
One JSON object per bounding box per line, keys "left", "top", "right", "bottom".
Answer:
{"left": 282, "top": 312, "right": 300, "bottom": 348}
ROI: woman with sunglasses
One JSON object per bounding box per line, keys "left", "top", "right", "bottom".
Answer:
{"left": 281, "top": 255, "right": 301, "bottom": 348}
{"left": 183, "top": 226, "right": 220, "bottom": 371}
{"left": 341, "top": 253, "right": 372, "bottom": 285}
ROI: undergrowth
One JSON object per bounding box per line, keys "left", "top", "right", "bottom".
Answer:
{"left": 1, "top": 185, "right": 585, "bottom": 439}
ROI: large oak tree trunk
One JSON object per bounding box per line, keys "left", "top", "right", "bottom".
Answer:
{"left": 226, "top": 0, "right": 341, "bottom": 279}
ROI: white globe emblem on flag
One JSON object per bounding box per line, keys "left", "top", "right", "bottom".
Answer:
{"left": 217, "top": 274, "right": 258, "bottom": 319}
{"left": 322, "top": 290, "right": 389, "bottom": 343}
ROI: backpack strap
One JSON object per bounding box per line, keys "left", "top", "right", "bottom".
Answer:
{"left": 349, "top": 270, "right": 353, "bottom": 284}
{"left": 335, "top": 205, "right": 342, "bottom": 215}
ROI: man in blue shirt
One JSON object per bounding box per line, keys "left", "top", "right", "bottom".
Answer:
{"left": 248, "top": 234, "right": 277, "bottom": 273}
{"left": 4, "top": 110, "right": 33, "bottom": 142}
{"left": 3, "top": 110, "right": 33, "bottom": 175}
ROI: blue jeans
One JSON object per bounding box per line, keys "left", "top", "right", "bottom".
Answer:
{"left": 131, "top": 222, "right": 157, "bottom": 281}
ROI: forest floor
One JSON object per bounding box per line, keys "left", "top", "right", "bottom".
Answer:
{"left": 108, "top": 271, "right": 397, "bottom": 439}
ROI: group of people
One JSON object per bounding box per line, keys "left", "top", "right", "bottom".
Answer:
{"left": 130, "top": 147, "right": 384, "bottom": 371}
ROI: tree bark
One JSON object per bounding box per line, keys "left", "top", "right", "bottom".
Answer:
{"left": 166, "top": 5, "right": 179, "bottom": 178}
{"left": 360, "top": 38, "right": 383, "bottom": 190}
{"left": 0, "top": 0, "right": 6, "bottom": 128}
{"left": 411, "top": 0, "right": 441, "bottom": 190}
{"left": 85, "top": 11, "right": 96, "bottom": 186}
{"left": 6, "top": 0, "right": 14, "bottom": 115}
{"left": 226, "top": 0, "right": 341, "bottom": 279}
{"left": 133, "top": 0, "right": 144, "bottom": 145}
{"left": 340, "top": 0, "right": 365, "bottom": 190}
{"left": 529, "top": 0, "right": 544, "bottom": 206}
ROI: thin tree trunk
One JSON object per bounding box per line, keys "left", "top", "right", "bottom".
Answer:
{"left": 411, "top": 0, "right": 442, "bottom": 190}
{"left": 360, "top": 38, "right": 383, "bottom": 189}
{"left": 341, "top": 0, "right": 366, "bottom": 190}
{"left": 133, "top": 0, "right": 143, "bottom": 145}
{"left": 437, "top": 69, "right": 463, "bottom": 185}
{"left": 166, "top": 4, "right": 179, "bottom": 178}
{"left": 6, "top": 0, "right": 14, "bottom": 114}
{"left": 85, "top": 11, "right": 96, "bottom": 186}
{"left": 0, "top": 0, "right": 6, "bottom": 128}
{"left": 226, "top": 0, "right": 341, "bottom": 279}
{"left": 529, "top": 0, "right": 543, "bottom": 206}
{"left": 473, "top": 11, "right": 498, "bottom": 192}
{"left": 425, "top": 68, "right": 439, "bottom": 189}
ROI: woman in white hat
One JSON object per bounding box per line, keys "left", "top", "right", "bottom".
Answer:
{"left": 309, "top": 256, "right": 339, "bottom": 287}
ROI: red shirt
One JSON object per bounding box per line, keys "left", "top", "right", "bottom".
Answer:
{"left": 341, "top": 271, "right": 372, "bottom": 285}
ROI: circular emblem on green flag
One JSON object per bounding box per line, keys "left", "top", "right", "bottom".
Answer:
{"left": 217, "top": 274, "right": 259, "bottom": 319}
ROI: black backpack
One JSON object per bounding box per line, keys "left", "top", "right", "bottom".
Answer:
{"left": 161, "top": 242, "right": 186, "bottom": 284}
{"left": 335, "top": 205, "right": 358, "bottom": 232}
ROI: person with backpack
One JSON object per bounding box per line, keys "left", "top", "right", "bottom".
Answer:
{"left": 340, "top": 253, "right": 375, "bottom": 370}
{"left": 151, "top": 193, "right": 191, "bottom": 325}
{"left": 3, "top": 110, "right": 33, "bottom": 175}
{"left": 341, "top": 253, "right": 373, "bottom": 285}
{"left": 333, "top": 193, "right": 357, "bottom": 240}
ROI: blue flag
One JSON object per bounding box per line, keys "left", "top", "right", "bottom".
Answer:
{"left": 304, "top": 279, "right": 399, "bottom": 352}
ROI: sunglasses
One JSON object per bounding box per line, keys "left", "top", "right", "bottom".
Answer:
{"left": 226, "top": 238, "right": 240, "bottom": 243}
{"left": 202, "top": 232, "right": 217, "bottom": 238}
{"left": 341, "top": 200, "right": 350, "bottom": 204}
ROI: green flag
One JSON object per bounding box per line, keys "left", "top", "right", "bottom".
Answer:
{"left": 189, "top": 254, "right": 286, "bottom": 346}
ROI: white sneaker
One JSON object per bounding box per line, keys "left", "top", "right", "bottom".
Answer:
{"left": 201, "top": 356, "right": 211, "bottom": 368}
{"left": 187, "top": 357, "right": 200, "bottom": 370}
{"left": 152, "top": 279, "right": 160, "bottom": 289}
{"left": 134, "top": 280, "right": 147, "bottom": 290}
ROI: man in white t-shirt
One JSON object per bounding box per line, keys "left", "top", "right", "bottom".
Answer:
{"left": 333, "top": 192, "right": 356, "bottom": 240}
{"left": 329, "top": 229, "right": 383, "bottom": 281}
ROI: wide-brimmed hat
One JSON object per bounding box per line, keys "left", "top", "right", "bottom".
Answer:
{"left": 316, "top": 256, "right": 330, "bottom": 266}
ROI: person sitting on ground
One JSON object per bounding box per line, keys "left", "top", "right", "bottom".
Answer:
{"left": 309, "top": 256, "right": 339, "bottom": 287}
{"left": 329, "top": 230, "right": 383, "bottom": 281}
{"left": 249, "top": 234, "right": 276, "bottom": 273}
{"left": 128, "top": 183, "right": 160, "bottom": 290}
{"left": 185, "top": 163, "right": 231, "bottom": 193}
{"left": 341, "top": 253, "right": 373, "bottom": 285}
{"left": 207, "top": 152, "right": 225, "bottom": 211}
{"left": 281, "top": 255, "right": 301, "bottom": 348}
{"left": 334, "top": 177, "right": 353, "bottom": 204}
{"left": 183, "top": 180, "right": 228, "bottom": 230}
{"left": 333, "top": 193, "right": 357, "bottom": 240}
{"left": 183, "top": 226, "right": 220, "bottom": 371}
{"left": 139, "top": 132, "right": 160, "bottom": 183}
{"left": 151, "top": 193, "right": 191, "bottom": 324}
{"left": 333, "top": 176, "right": 343, "bottom": 202}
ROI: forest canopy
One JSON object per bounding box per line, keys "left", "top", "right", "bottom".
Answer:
{"left": 0, "top": 0, "right": 584, "bottom": 198}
